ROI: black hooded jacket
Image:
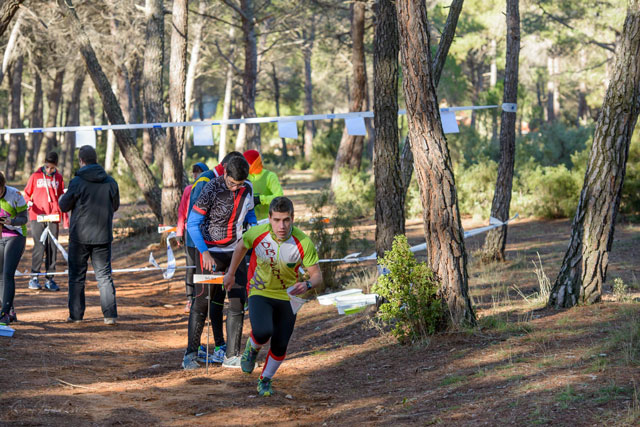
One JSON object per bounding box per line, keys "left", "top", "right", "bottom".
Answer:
{"left": 59, "top": 163, "right": 120, "bottom": 244}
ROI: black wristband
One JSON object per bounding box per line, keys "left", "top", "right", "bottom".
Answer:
{"left": 254, "top": 195, "right": 261, "bottom": 206}
{"left": 305, "top": 280, "right": 312, "bottom": 290}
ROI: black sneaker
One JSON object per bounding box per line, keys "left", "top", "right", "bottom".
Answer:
{"left": 9, "top": 308, "right": 17, "bottom": 323}
{"left": 45, "top": 279, "right": 60, "bottom": 292}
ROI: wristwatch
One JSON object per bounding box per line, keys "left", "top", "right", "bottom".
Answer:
{"left": 305, "top": 280, "right": 312, "bottom": 290}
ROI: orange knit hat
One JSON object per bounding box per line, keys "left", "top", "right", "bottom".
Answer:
{"left": 243, "top": 150, "right": 263, "bottom": 174}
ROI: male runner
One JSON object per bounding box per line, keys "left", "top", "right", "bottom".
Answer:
{"left": 223, "top": 196, "right": 322, "bottom": 396}
{"left": 183, "top": 155, "right": 255, "bottom": 369}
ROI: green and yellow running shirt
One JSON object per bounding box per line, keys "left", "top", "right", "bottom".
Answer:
{"left": 243, "top": 223, "right": 319, "bottom": 301}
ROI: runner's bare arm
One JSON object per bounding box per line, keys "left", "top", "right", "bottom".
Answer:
{"left": 288, "top": 264, "right": 323, "bottom": 296}
{"left": 223, "top": 243, "right": 249, "bottom": 291}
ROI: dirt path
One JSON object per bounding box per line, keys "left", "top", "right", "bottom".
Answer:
{"left": 2, "top": 189, "right": 639, "bottom": 425}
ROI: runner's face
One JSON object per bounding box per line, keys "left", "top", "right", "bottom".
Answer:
{"left": 44, "top": 163, "right": 57, "bottom": 175}
{"left": 224, "top": 173, "right": 244, "bottom": 192}
{"left": 269, "top": 210, "right": 293, "bottom": 240}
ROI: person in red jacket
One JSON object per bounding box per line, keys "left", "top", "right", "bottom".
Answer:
{"left": 23, "top": 152, "right": 65, "bottom": 292}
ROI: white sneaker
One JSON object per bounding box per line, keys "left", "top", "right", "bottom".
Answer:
{"left": 222, "top": 355, "right": 242, "bottom": 368}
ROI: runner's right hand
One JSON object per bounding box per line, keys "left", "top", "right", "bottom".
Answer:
{"left": 223, "top": 273, "right": 235, "bottom": 292}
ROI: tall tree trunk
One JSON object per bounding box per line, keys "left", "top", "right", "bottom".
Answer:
{"left": 219, "top": 25, "right": 235, "bottom": 161}
{"left": 0, "top": 8, "right": 22, "bottom": 86}
{"left": 163, "top": 0, "right": 188, "bottom": 224}
{"left": 396, "top": 0, "right": 475, "bottom": 327}
{"left": 184, "top": 0, "right": 206, "bottom": 161}
{"left": 142, "top": 0, "right": 167, "bottom": 167}
{"left": 546, "top": 55, "right": 556, "bottom": 122}
{"left": 302, "top": 19, "right": 316, "bottom": 162}
{"left": 57, "top": 0, "right": 162, "bottom": 221}
{"left": 0, "top": 0, "right": 24, "bottom": 38}
{"left": 237, "top": 0, "right": 260, "bottom": 151}
{"left": 35, "top": 69, "right": 64, "bottom": 168}
{"left": 5, "top": 54, "right": 23, "bottom": 179}
{"left": 373, "top": 0, "right": 404, "bottom": 257}
{"left": 270, "top": 63, "right": 288, "bottom": 160}
{"left": 62, "top": 69, "right": 85, "bottom": 182}
{"left": 400, "top": 0, "right": 465, "bottom": 199}
{"left": 331, "top": 0, "right": 366, "bottom": 188}
{"left": 549, "top": 1, "right": 640, "bottom": 308}
{"left": 23, "top": 61, "right": 43, "bottom": 176}
{"left": 482, "top": 0, "right": 520, "bottom": 261}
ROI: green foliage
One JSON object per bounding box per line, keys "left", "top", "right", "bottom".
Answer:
{"left": 307, "top": 191, "right": 353, "bottom": 291}
{"left": 332, "top": 167, "right": 375, "bottom": 218}
{"left": 516, "top": 122, "right": 594, "bottom": 168}
{"left": 621, "top": 136, "right": 640, "bottom": 217}
{"left": 613, "top": 278, "right": 631, "bottom": 303}
{"left": 310, "top": 126, "right": 342, "bottom": 178}
{"left": 455, "top": 160, "right": 498, "bottom": 219}
{"left": 372, "top": 235, "right": 444, "bottom": 344}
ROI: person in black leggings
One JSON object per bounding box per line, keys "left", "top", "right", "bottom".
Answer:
{"left": 0, "top": 172, "right": 28, "bottom": 326}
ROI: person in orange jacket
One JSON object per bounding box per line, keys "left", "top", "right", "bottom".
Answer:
{"left": 23, "top": 152, "right": 66, "bottom": 292}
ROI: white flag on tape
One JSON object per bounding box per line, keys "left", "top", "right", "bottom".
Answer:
{"left": 345, "top": 116, "right": 367, "bottom": 136}
{"left": 193, "top": 125, "right": 214, "bottom": 146}
{"left": 76, "top": 130, "right": 96, "bottom": 148}
{"left": 440, "top": 111, "right": 459, "bottom": 134}
{"left": 278, "top": 120, "right": 298, "bottom": 139}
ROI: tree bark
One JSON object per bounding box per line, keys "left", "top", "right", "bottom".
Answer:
{"left": 549, "top": 1, "right": 640, "bottom": 308}
{"left": 23, "top": 60, "right": 43, "bottom": 176}
{"left": 302, "top": 19, "right": 316, "bottom": 162}
{"left": 183, "top": 0, "right": 206, "bottom": 161}
{"left": 400, "top": 0, "right": 465, "bottom": 199}
{"left": 61, "top": 69, "right": 85, "bottom": 182}
{"left": 142, "top": 0, "right": 167, "bottom": 166}
{"left": 219, "top": 25, "right": 236, "bottom": 161}
{"left": 270, "top": 63, "right": 288, "bottom": 160}
{"left": 331, "top": 0, "right": 367, "bottom": 188}
{"left": 0, "top": 8, "right": 22, "bottom": 87}
{"left": 373, "top": 0, "right": 404, "bottom": 257}
{"left": 0, "top": 0, "right": 23, "bottom": 38}
{"left": 163, "top": 0, "right": 188, "bottom": 225}
{"left": 396, "top": 0, "right": 475, "bottom": 327}
{"left": 35, "top": 69, "right": 64, "bottom": 168}
{"left": 482, "top": 0, "right": 520, "bottom": 261}
{"left": 57, "top": 0, "right": 162, "bottom": 221}
{"left": 5, "top": 54, "right": 23, "bottom": 180}
{"left": 239, "top": 0, "right": 260, "bottom": 151}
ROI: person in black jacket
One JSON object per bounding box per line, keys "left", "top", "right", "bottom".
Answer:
{"left": 59, "top": 145, "right": 120, "bottom": 325}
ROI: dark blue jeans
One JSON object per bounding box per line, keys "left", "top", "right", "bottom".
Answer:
{"left": 68, "top": 241, "right": 117, "bottom": 320}
{"left": 0, "top": 235, "right": 26, "bottom": 315}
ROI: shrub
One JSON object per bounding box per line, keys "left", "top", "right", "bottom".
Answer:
{"left": 310, "top": 127, "right": 342, "bottom": 178}
{"left": 308, "top": 191, "right": 354, "bottom": 291}
{"left": 372, "top": 235, "right": 444, "bottom": 344}
{"left": 332, "top": 167, "right": 375, "bottom": 218}
{"left": 455, "top": 160, "right": 498, "bottom": 219}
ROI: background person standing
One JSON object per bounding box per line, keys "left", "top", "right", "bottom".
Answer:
{"left": 59, "top": 146, "right": 120, "bottom": 325}
{"left": 23, "top": 152, "right": 66, "bottom": 291}
{"left": 243, "top": 150, "right": 284, "bottom": 221}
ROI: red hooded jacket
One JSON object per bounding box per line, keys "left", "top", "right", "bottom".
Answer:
{"left": 24, "top": 167, "right": 68, "bottom": 227}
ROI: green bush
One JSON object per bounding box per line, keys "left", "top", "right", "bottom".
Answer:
{"left": 310, "top": 127, "right": 342, "bottom": 178}
{"left": 308, "top": 191, "right": 354, "bottom": 291}
{"left": 455, "top": 160, "right": 498, "bottom": 219}
{"left": 621, "top": 136, "right": 640, "bottom": 216}
{"left": 332, "top": 168, "right": 375, "bottom": 218}
{"left": 373, "top": 235, "right": 444, "bottom": 344}
{"left": 517, "top": 164, "right": 582, "bottom": 218}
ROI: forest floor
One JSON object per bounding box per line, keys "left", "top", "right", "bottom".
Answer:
{"left": 1, "top": 170, "right": 639, "bottom": 426}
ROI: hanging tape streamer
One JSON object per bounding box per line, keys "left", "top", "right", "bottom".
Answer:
{"left": 149, "top": 231, "right": 177, "bottom": 279}
{"left": 0, "top": 105, "right": 500, "bottom": 135}
{"left": 502, "top": 103, "right": 517, "bottom": 113}
{"left": 39, "top": 225, "right": 68, "bottom": 262}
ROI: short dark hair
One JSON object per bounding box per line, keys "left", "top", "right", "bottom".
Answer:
{"left": 78, "top": 146, "right": 97, "bottom": 164}
{"left": 269, "top": 196, "right": 294, "bottom": 217}
{"left": 221, "top": 151, "right": 244, "bottom": 165}
{"left": 45, "top": 152, "right": 59, "bottom": 165}
{"left": 0, "top": 171, "right": 5, "bottom": 188}
{"left": 225, "top": 155, "right": 249, "bottom": 181}
{"left": 192, "top": 164, "right": 203, "bottom": 174}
